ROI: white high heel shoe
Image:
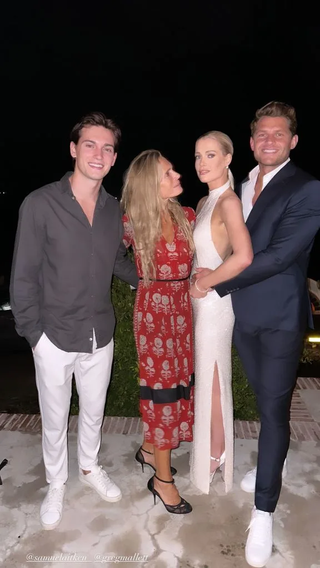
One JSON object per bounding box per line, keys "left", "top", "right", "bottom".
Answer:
{"left": 210, "top": 452, "right": 226, "bottom": 483}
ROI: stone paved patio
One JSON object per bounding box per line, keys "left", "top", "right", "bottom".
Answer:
{"left": 1, "top": 377, "right": 320, "bottom": 567}
{"left": 1, "top": 431, "right": 320, "bottom": 568}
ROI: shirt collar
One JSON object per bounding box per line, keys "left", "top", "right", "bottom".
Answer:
{"left": 247, "top": 158, "right": 290, "bottom": 184}
{"left": 60, "top": 172, "right": 74, "bottom": 195}
{"left": 59, "top": 172, "right": 108, "bottom": 207}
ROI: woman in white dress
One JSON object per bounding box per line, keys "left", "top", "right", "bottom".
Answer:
{"left": 190, "top": 131, "right": 253, "bottom": 494}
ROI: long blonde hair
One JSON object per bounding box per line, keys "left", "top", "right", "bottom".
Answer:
{"left": 197, "top": 131, "right": 235, "bottom": 189}
{"left": 121, "top": 149, "right": 194, "bottom": 284}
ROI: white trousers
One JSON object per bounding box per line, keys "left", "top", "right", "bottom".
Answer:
{"left": 33, "top": 332, "right": 114, "bottom": 484}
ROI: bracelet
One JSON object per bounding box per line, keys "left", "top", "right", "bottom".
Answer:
{"left": 195, "top": 280, "right": 209, "bottom": 294}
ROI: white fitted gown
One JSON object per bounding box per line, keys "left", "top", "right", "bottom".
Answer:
{"left": 190, "top": 183, "right": 235, "bottom": 493}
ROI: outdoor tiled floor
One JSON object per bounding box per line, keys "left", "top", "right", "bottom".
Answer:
{"left": 1, "top": 377, "right": 319, "bottom": 440}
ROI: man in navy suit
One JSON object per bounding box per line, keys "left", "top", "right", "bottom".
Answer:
{"left": 196, "top": 101, "right": 320, "bottom": 567}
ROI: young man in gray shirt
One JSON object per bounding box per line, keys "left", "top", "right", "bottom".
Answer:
{"left": 10, "top": 112, "right": 138, "bottom": 530}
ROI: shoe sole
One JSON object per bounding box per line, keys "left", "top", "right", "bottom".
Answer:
{"left": 245, "top": 553, "right": 271, "bottom": 568}
{"left": 240, "top": 481, "right": 255, "bottom": 493}
{"left": 40, "top": 516, "right": 62, "bottom": 530}
{"left": 79, "top": 476, "right": 122, "bottom": 502}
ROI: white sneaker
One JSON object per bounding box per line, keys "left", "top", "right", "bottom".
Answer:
{"left": 241, "top": 459, "right": 287, "bottom": 493}
{"left": 40, "top": 482, "right": 65, "bottom": 530}
{"left": 245, "top": 507, "right": 273, "bottom": 567}
{"left": 79, "top": 465, "right": 122, "bottom": 502}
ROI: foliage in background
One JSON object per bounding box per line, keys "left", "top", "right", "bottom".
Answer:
{"left": 300, "top": 338, "right": 320, "bottom": 364}
{"left": 71, "top": 275, "right": 259, "bottom": 419}
{"left": 70, "top": 276, "right": 319, "bottom": 419}
{"left": 105, "top": 276, "right": 139, "bottom": 416}
{"left": 231, "top": 347, "right": 258, "bottom": 420}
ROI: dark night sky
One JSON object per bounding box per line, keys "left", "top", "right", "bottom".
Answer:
{"left": 1, "top": 0, "right": 320, "bottom": 278}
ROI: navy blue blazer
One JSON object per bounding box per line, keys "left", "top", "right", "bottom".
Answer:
{"left": 215, "top": 161, "right": 320, "bottom": 332}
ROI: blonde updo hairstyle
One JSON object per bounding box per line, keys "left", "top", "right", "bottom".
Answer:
{"left": 197, "top": 131, "right": 234, "bottom": 189}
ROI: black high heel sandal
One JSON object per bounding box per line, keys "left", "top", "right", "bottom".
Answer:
{"left": 147, "top": 474, "right": 192, "bottom": 514}
{"left": 135, "top": 447, "right": 177, "bottom": 476}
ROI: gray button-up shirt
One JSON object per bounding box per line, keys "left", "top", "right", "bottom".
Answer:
{"left": 10, "top": 172, "right": 138, "bottom": 352}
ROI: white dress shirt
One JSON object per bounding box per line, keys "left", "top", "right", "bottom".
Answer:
{"left": 242, "top": 158, "right": 290, "bottom": 221}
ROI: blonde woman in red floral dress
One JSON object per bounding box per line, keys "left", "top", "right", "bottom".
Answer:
{"left": 121, "top": 150, "right": 195, "bottom": 514}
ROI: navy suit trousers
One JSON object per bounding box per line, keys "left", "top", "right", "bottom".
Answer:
{"left": 233, "top": 321, "right": 304, "bottom": 512}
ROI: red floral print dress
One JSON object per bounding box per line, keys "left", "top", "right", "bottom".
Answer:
{"left": 123, "top": 207, "right": 195, "bottom": 450}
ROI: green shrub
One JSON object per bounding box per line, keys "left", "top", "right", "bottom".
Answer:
{"left": 232, "top": 347, "right": 258, "bottom": 420}
{"left": 300, "top": 338, "right": 320, "bottom": 364}
{"left": 71, "top": 276, "right": 258, "bottom": 419}
{"left": 105, "top": 275, "right": 139, "bottom": 416}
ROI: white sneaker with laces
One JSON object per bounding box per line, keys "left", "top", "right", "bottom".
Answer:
{"left": 241, "top": 459, "right": 287, "bottom": 493}
{"left": 245, "top": 507, "right": 273, "bottom": 567}
{"left": 79, "top": 465, "right": 122, "bottom": 502}
{"left": 40, "top": 482, "right": 65, "bottom": 530}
